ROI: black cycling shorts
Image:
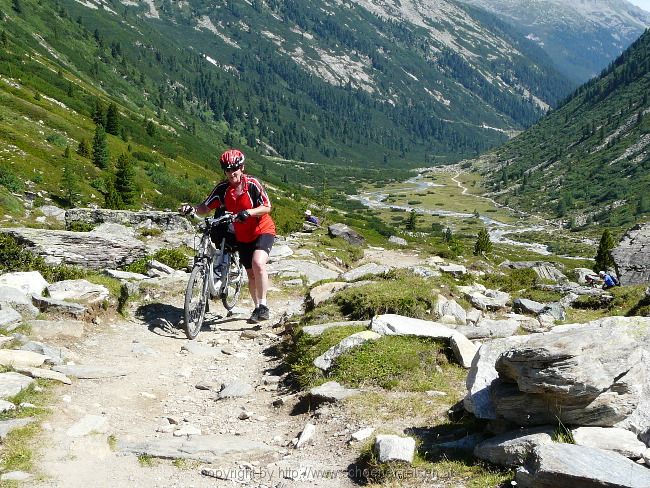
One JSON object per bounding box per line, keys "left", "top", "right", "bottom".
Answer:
{"left": 238, "top": 234, "right": 275, "bottom": 270}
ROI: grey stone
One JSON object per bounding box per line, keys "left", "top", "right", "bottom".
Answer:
{"left": 103, "top": 269, "right": 148, "bottom": 281}
{"left": 53, "top": 365, "right": 127, "bottom": 379}
{"left": 295, "top": 423, "right": 316, "bottom": 449}
{"left": 66, "top": 208, "right": 192, "bottom": 232}
{"left": 16, "top": 367, "right": 72, "bottom": 384}
{"left": 351, "top": 427, "right": 375, "bottom": 442}
{"left": 47, "top": 279, "right": 110, "bottom": 304}
{"left": 538, "top": 302, "right": 566, "bottom": 321}
{"left": 28, "top": 320, "right": 85, "bottom": 339}
{"left": 269, "top": 244, "right": 293, "bottom": 261}
{"left": 31, "top": 295, "right": 86, "bottom": 317}
{"left": 146, "top": 259, "right": 175, "bottom": 277}
{"left": 268, "top": 260, "right": 339, "bottom": 285}
{"left": 456, "top": 318, "right": 519, "bottom": 339}
{"left": 574, "top": 267, "right": 599, "bottom": 284}
{"left": 20, "top": 341, "right": 71, "bottom": 365}
{"left": 0, "top": 418, "right": 36, "bottom": 440}
{"left": 407, "top": 266, "right": 441, "bottom": 279}
{"left": 0, "top": 228, "right": 147, "bottom": 269}
{"left": 313, "top": 331, "right": 381, "bottom": 370}
{"left": 492, "top": 317, "right": 650, "bottom": 435}
{"left": 571, "top": 427, "right": 646, "bottom": 458}
{"left": 388, "top": 235, "right": 407, "bottom": 246}
{"left": 0, "top": 286, "right": 39, "bottom": 316}
{"left": 218, "top": 382, "right": 253, "bottom": 399}
{"left": 435, "top": 295, "right": 466, "bottom": 325}
{"left": 512, "top": 298, "right": 545, "bottom": 315}
{"left": 466, "top": 308, "right": 482, "bottom": 324}
{"left": 0, "top": 350, "right": 48, "bottom": 368}
{"left": 450, "top": 333, "right": 479, "bottom": 369}
{"left": 0, "top": 471, "right": 32, "bottom": 481}
{"left": 328, "top": 223, "right": 365, "bottom": 246}
{"left": 375, "top": 435, "right": 416, "bottom": 463}
{"left": 474, "top": 427, "right": 555, "bottom": 467}
{"left": 464, "top": 335, "right": 529, "bottom": 418}
{"left": 531, "top": 265, "right": 567, "bottom": 283}
{"left": 515, "top": 443, "right": 650, "bottom": 488}
{"left": 66, "top": 414, "right": 108, "bottom": 437}
{"left": 436, "top": 433, "right": 486, "bottom": 451}
{"left": 0, "top": 304, "right": 21, "bottom": 329}
{"left": 467, "top": 289, "right": 510, "bottom": 311}
{"left": 439, "top": 264, "right": 467, "bottom": 276}
{"left": 302, "top": 320, "right": 370, "bottom": 337}
{"left": 308, "top": 282, "right": 350, "bottom": 307}
{"left": 611, "top": 222, "right": 650, "bottom": 285}
{"left": 309, "top": 381, "right": 361, "bottom": 403}
{"left": 0, "top": 400, "right": 15, "bottom": 413}
{"left": 0, "top": 271, "right": 48, "bottom": 295}
{"left": 181, "top": 341, "right": 215, "bottom": 356}
{"left": 118, "top": 435, "right": 272, "bottom": 463}
{"left": 341, "top": 263, "right": 391, "bottom": 282}
{"left": 39, "top": 204, "right": 66, "bottom": 221}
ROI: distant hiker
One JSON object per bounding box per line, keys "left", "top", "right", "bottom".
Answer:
{"left": 179, "top": 149, "right": 275, "bottom": 324}
{"left": 599, "top": 270, "right": 620, "bottom": 289}
{"left": 304, "top": 209, "right": 320, "bottom": 226}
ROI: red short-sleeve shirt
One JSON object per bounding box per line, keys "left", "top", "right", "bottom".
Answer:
{"left": 202, "top": 174, "right": 276, "bottom": 243}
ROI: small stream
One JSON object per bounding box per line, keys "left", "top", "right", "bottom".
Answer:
{"left": 350, "top": 173, "right": 553, "bottom": 255}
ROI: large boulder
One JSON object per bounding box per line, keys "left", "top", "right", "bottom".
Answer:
{"left": 485, "top": 317, "right": 650, "bottom": 441}
{"left": 611, "top": 222, "right": 650, "bottom": 285}
{"left": 65, "top": 208, "right": 192, "bottom": 232}
{"left": 0, "top": 271, "right": 48, "bottom": 296}
{"left": 515, "top": 443, "right": 650, "bottom": 488}
{"left": 267, "top": 259, "right": 339, "bottom": 285}
{"left": 1, "top": 228, "right": 146, "bottom": 270}
{"left": 47, "top": 280, "right": 110, "bottom": 304}
{"left": 327, "top": 223, "right": 364, "bottom": 246}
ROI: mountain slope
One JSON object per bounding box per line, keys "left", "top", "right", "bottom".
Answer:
{"left": 476, "top": 28, "right": 650, "bottom": 229}
{"left": 458, "top": 0, "right": 650, "bottom": 83}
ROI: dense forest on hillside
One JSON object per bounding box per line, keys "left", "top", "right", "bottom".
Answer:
{"left": 481, "top": 29, "right": 650, "bottom": 228}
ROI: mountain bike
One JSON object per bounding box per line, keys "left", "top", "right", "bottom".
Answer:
{"left": 184, "top": 212, "right": 245, "bottom": 339}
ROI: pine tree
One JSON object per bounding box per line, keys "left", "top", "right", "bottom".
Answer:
{"left": 443, "top": 227, "right": 453, "bottom": 243}
{"left": 92, "top": 125, "right": 109, "bottom": 169}
{"left": 115, "top": 153, "right": 136, "bottom": 206}
{"left": 145, "top": 119, "right": 157, "bottom": 137}
{"left": 77, "top": 138, "right": 91, "bottom": 158}
{"left": 1, "top": 30, "right": 8, "bottom": 48}
{"left": 474, "top": 228, "right": 492, "bottom": 256}
{"left": 106, "top": 102, "right": 119, "bottom": 135}
{"left": 12, "top": 0, "right": 22, "bottom": 15}
{"left": 594, "top": 229, "right": 616, "bottom": 272}
{"left": 63, "top": 145, "right": 72, "bottom": 159}
{"left": 61, "top": 162, "right": 80, "bottom": 207}
{"left": 92, "top": 98, "right": 106, "bottom": 127}
{"left": 405, "top": 209, "right": 417, "bottom": 231}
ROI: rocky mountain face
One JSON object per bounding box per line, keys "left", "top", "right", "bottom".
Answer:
{"left": 458, "top": 0, "right": 650, "bottom": 82}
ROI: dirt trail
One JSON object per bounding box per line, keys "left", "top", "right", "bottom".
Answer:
{"left": 32, "top": 278, "right": 360, "bottom": 487}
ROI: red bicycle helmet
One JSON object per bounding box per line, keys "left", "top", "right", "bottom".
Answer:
{"left": 219, "top": 149, "right": 245, "bottom": 170}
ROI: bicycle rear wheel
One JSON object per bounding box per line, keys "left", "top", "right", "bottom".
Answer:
{"left": 221, "top": 252, "right": 244, "bottom": 310}
{"left": 184, "top": 264, "right": 209, "bottom": 339}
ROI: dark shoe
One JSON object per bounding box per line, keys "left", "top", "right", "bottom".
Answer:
{"left": 257, "top": 304, "right": 270, "bottom": 321}
{"left": 248, "top": 306, "right": 260, "bottom": 324}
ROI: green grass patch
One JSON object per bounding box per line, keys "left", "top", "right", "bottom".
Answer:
{"left": 124, "top": 247, "right": 191, "bottom": 274}
{"left": 479, "top": 268, "right": 539, "bottom": 293}
{"left": 334, "top": 271, "right": 437, "bottom": 320}
{"left": 331, "top": 336, "right": 462, "bottom": 391}
{"left": 138, "top": 454, "right": 160, "bottom": 467}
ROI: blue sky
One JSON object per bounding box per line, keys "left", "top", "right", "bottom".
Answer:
{"left": 628, "top": 0, "right": 650, "bottom": 12}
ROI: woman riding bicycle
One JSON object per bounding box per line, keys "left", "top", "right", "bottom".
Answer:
{"left": 180, "top": 149, "right": 275, "bottom": 323}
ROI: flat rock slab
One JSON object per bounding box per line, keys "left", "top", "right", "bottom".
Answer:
{"left": 0, "top": 350, "right": 48, "bottom": 368}
{"left": 218, "top": 383, "right": 253, "bottom": 399}
{"left": 0, "top": 400, "right": 16, "bottom": 413}
{"left": 104, "top": 269, "right": 148, "bottom": 281}
{"left": 571, "top": 426, "right": 646, "bottom": 458}
{"left": 0, "top": 271, "right": 48, "bottom": 295}
{"left": 0, "top": 417, "right": 36, "bottom": 440}
{"left": 268, "top": 260, "right": 339, "bottom": 285}
{"left": 474, "top": 427, "right": 555, "bottom": 467}
{"left": 118, "top": 435, "right": 272, "bottom": 463}
{"left": 47, "top": 279, "right": 109, "bottom": 304}
{"left": 16, "top": 367, "right": 72, "bottom": 385}
{"left": 31, "top": 295, "right": 86, "bottom": 317}
{"left": 456, "top": 319, "right": 519, "bottom": 340}
{"left": 516, "top": 443, "right": 650, "bottom": 488}
{"left": 0, "top": 286, "right": 39, "bottom": 316}
{"left": 52, "top": 365, "right": 128, "bottom": 379}
{"left": 0, "top": 305, "right": 21, "bottom": 329}
{"left": 28, "top": 320, "right": 85, "bottom": 339}
{"left": 341, "top": 263, "right": 392, "bottom": 282}
{"left": 66, "top": 414, "right": 108, "bottom": 437}
{"left": 309, "top": 381, "right": 361, "bottom": 403}
{"left": 0, "top": 372, "right": 35, "bottom": 399}
{"left": 302, "top": 320, "right": 370, "bottom": 337}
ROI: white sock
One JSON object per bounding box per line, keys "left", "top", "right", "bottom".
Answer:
{"left": 259, "top": 298, "right": 267, "bottom": 306}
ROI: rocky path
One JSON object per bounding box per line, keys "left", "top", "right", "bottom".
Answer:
{"left": 32, "top": 279, "right": 360, "bottom": 487}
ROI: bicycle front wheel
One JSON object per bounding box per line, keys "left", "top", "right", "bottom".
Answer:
{"left": 221, "top": 252, "right": 244, "bottom": 310}
{"left": 184, "top": 264, "right": 209, "bottom": 339}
